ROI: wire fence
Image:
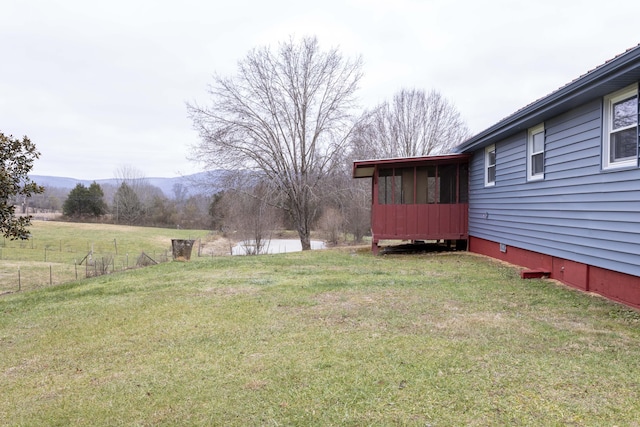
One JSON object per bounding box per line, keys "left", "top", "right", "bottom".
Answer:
{"left": 0, "top": 240, "right": 173, "bottom": 295}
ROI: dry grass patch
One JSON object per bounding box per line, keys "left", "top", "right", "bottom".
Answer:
{"left": 197, "top": 285, "right": 261, "bottom": 298}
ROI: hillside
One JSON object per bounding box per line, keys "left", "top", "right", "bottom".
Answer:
{"left": 29, "top": 170, "right": 226, "bottom": 198}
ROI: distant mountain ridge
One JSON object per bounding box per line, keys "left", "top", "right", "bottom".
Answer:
{"left": 30, "top": 171, "right": 224, "bottom": 198}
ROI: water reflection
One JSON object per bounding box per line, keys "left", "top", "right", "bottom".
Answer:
{"left": 232, "top": 239, "right": 326, "bottom": 255}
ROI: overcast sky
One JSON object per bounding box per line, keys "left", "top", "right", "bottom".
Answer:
{"left": 2, "top": 0, "right": 639, "bottom": 179}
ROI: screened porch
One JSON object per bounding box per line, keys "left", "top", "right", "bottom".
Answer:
{"left": 353, "top": 154, "right": 470, "bottom": 254}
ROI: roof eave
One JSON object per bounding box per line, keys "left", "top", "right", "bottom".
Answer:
{"left": 455, "top": 44, "right": 640, "bottom": 154}
{"left": 352, "top": 153, "right": 471, "bottom": 178}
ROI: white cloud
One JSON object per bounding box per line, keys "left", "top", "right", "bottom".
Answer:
{"left": 2, "top": 0, "right": 639, "bottom": 178}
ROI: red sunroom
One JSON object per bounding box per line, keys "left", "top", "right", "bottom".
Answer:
{"left": 353, "top": 154, "right": 471, "bottom": 254}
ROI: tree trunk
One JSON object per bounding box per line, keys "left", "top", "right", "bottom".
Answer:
{"left": 298, "top": 228, "right": 311, "bottom": 251}
{"left": 293, "top": 193, "right": 311, "bottom": 251}
{"left": 293, "top": 208, "right": 312, "bottom": 250}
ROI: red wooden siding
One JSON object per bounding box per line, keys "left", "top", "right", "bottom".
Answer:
{"left": 353, "top": 155, "right": 471, "bottom": 249}
{"left": 372, "top": 203, "right": 468, "bottom": 241}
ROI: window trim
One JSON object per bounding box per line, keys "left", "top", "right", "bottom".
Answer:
{"left": 602, "top": 83, "right": 638, "bottom": 170}
{"left": 484, "top": 144, "right": 496, "bottom": 187}
{"left": 527, "top": 123, "right": 545, "bottom": 181}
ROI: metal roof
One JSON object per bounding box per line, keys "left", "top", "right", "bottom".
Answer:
{"left": 455, "top": 44, "right": 640, "bottom": 153}
{"left": 352, "top": 154, "right": 471, "bottom": 178}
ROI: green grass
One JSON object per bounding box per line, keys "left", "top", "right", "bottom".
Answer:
{"left": 2, "top": 243, "right": 640, "bottom": 425}
{"left": 0, "top": 221, "right": 210, "bottom": 293}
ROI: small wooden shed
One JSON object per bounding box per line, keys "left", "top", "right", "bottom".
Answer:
{"left": 353, "top": 154, "right": 471, "bottom": 254}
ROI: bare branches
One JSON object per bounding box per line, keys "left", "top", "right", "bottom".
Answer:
{"left": 187, "top": 36, "right": 363, "bottom": 250}
{"left": 355, "top": 88, "right": 471, "bottom": 159}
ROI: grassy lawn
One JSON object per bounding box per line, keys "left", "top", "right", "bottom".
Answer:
{"left": 0, "top": 221, "right": 211, "bottom": 293}
{"left": 2, "top": 245, "right": 640, "bottom": 425}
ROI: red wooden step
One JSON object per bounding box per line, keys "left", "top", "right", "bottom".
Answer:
{"left": 520, "top": 269, "right": 551, "bottom": 279}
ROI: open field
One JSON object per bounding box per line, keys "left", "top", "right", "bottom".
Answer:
{"left": 2, "top": 235, "right": 640, "bottom": 425}
{"left": 0, "top": 221, "right": 214, "bottom": 293}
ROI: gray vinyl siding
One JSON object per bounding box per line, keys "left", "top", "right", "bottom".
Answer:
{"left": 469, "top": 99, "right": 640, "bottom": 277}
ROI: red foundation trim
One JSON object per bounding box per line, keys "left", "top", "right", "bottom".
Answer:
{"left": 469, "top": 236, "right": 640, "bottom": 310}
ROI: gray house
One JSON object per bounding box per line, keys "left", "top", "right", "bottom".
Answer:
{"left": 455, "top": 44, "right": 640, "bottom": 309}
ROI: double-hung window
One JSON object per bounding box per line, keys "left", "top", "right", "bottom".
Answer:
{"left": 485, "top": 144, "right": 496, "bottom": 187}
{"left": 603, "top": 83, "right": 638, "bottom": 170}
{"left": 527, "top": 123, "right": 545, "bottom": 181}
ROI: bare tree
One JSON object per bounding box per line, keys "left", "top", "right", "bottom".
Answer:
{"left": 214, "top": 179, "right": 282, "bottom": 255}
{"left": 113, "top": 165, "right": 164, "bottom": 225}
{"left": 113, "top": 182, "right": 143, "bottom": 225}
{"left": 358, "top": 88, "right": 471, "bottom": 158}
{"left": 172, "top": 183, "right": 189, "bottom": 206}
{"left": 316, "top": 153, "right": 371, "bottom": 244}
{"left": 114, "top": 165, "right": 161, "bottom": 206}
{"left": 187, "top": 36, "right": 363, "bottom": 250}
{"left": 115, "top": 165, "right": 147, "bottom": 187}
{"left": 29, "top": 186, "right": 66, "bottom": 213}
{"left": 333, "top": 176, "right": 371, "bottom": 243}
{"left": 317, "top": 207, "right": 344, "bottom": 246}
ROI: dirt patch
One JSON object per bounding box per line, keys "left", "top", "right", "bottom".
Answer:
{"left": 244, "top": 379, "right": 268, "bottom": 390}
{"left": 197, "top": 237, "right": 235, "bottom": 257}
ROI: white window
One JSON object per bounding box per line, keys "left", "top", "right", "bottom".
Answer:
{"left": 603, "top": 84, "right": 638, "bottom": 170}
{"left": 527, "top": 123, "right": 545, "bottom": 181}
{"left": 485, "top": 144, "right": 496, "bottom": 187}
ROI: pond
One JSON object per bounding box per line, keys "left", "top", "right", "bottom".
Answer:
{"left": 232, "top": 239, "right": 326, "bottom": 255}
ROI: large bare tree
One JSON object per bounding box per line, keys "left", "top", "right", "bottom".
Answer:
{"left": 358, "top": 88, "right": 471, "bottom": 158}
{"left": 187, "top": 36, "right": 363, "bottom": 250}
